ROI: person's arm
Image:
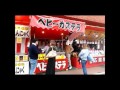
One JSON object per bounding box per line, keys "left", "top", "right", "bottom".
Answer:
{"left": 33, "top": 46, "right": 40, "bottom": 54}
{"left": 78, "top": 50, "right": 84, "bottom": 57}
{"left": 70, "top": 45, "right": 74, "bottom": 52}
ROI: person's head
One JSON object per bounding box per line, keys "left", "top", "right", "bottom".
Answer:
{"left": 46, "top": 42, "right": 50, "bottom": 46}
{"left": 82, "top": 44, "right": 88, "bottom": 49}
{"left": 50, "top": 40, "right": 56, "bottom": 46}
{"left": 32, "top": 39, "right": 39, "bottom": 46}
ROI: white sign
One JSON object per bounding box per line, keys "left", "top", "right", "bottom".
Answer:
{"left": 15, "top": 61, "right": 29, "bottom": 75}
{"left": 15, "top": 25, "right": 30, "bottom": 38}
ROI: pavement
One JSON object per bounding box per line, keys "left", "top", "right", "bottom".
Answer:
{"left": 37, "top": 65, "right": 105, "bottom": 75}
{"left": 55, "top": 65, "right": 105, "bottom": 75}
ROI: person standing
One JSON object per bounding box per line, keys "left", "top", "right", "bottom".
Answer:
{"left": 29, "top": 39, "right": 40, "bottom": 75}
{"left": 45, "top": 40, "right": 57, "bottom": 75}
{"left": 78, "top": 44, "right": 89, "bottom": 75}
{"left": 43, "top": 42, "right": 50, "bottom": 54}
{"left": 65, "top": 40, "right": 74, "bottom": 70}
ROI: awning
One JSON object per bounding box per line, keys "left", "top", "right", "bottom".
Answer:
{"left": 29, "top": 15, "right": 86, "bottom": 41}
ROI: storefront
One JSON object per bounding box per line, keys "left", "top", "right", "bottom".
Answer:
{"left": 71, "top": 26, "right": 105, "bottom": 68}
{"left": 15, "top": 18, "right": 31, "bottom": 75}
{"left": 15, "top": 15, "right": 86, "bottom": 74}
{"left": 15, "top": 15, "right": 105, "bottom": 75}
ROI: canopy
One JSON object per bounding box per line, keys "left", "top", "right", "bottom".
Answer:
{"left": 29, "top": 15, "right": 86, "bottom": 41}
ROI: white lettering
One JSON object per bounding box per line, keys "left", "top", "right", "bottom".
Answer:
{"left": 36, "top": 60, "right": 67, "bottom": 72}
{"left": 56, "top": 61, "right": 62, "bottom": 69}
{"left": 62, "top": 61, "right": 66, "bottom": 69}
{"left": 36, "top": 62, "right": 47, "bottom": 71}
{"left": 55, "top": 61, "right": 66, "bottom": 69}
{"left": 42, "top": 63, "right": 47, "bottom": 71}
{"left": 36, "top": 63, "right": 42, "bottom": 71}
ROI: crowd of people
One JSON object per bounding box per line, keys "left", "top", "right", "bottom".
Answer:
{"left": 28, "top": 38, "right": 95, "bottom": 75}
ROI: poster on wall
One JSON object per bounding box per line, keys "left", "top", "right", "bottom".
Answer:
{"left": 15, "top": 61, "right": 29, "bottom": 75}
{"left": 15, "top": 25, "right": 30, "bottom": 38}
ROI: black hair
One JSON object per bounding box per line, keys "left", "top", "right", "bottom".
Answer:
{"left": 32, "top": 39, "right": 38, "bottom": 43}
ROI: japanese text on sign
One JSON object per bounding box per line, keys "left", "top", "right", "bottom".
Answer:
{"left": 15, "top": 25, "right": 30, "bottom": 38}
{"left": 36, "top": 60, "right": 67, "bottom": 71}
{"left": 15, "top": 62, "right": 29, "bottom": 75}
{"left": 38, "top": 18, "right": 81, "bottom": 32}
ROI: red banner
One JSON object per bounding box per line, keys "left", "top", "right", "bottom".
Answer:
{"left": 30, "top": 15, "right": 86, "bottom": 33}
{"left": 35, "top": 59, "right": 68, "bottom": 74}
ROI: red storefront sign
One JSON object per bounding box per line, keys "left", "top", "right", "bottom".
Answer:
{"left": 35, "top": 59, "right": 68, "bottom": 74}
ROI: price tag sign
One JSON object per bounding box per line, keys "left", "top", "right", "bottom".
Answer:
{"left": 38, "top": 54, "right": 46, "bottom": 60}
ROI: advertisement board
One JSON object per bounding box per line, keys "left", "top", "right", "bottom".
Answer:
{"left": 15, "top": 61, "right": 29, "bottom": 75}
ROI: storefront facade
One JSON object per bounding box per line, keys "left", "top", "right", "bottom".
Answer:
{"left": 15, "top": 15, "right": 105, "bottom": 75}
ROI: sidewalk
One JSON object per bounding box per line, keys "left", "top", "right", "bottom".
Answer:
{"left": 37, "top": 65, "right": 105, "bottom": 75}
{"left": 55, "top": 65, "right": 105, "bottom": 75}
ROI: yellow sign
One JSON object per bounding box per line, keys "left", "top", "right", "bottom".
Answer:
{"left": 38, "top": 54, "right": 46, "bottom": 60}
{"left": 15, "top": 55, "right": 28, "bottom": 61}
{"left": 56, "top": 55, "right": 65, "bottom": 59}
{"left": 15, "top": 63, "right": 24, "bottom": 66}
{"left": 15, "top": 55, "right": 19, "bottom": 61}
{"left": 16, "top": 37, "right": 22, "bottom": 43}
{"left": 15, "top": 25, "right": 29, "bottom": 30}
{"left": 23, "top": 55, "right": 28, "bottom": 61}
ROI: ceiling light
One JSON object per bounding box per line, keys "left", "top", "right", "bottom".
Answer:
{"left": 42, "top": 31, "right": 45, "bottom": 34}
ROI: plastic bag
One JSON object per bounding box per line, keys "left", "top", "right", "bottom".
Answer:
{"left": 46, "top": 47, "right": 57, "bottom": 58}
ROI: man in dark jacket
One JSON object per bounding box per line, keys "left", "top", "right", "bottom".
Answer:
{"left": 29, "top": 39, "right": 40, "bottom": 75}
